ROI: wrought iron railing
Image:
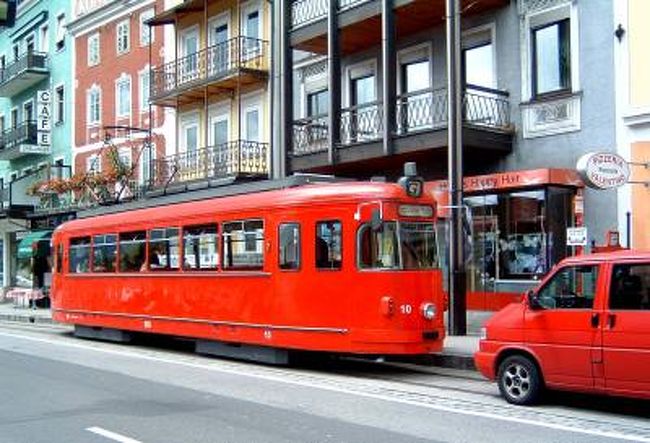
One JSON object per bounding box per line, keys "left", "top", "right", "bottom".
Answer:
{"left": 7, "top": 164, "right": 72, "bottom": 212}
{"left": 291, "top": 0, "right": 374, "bottom": 28}
{"left": 0, "top": 51, "right": 48, "bottom": 87}
{"left": 341, "top": 101, "right": 384, "bottom": 144}
{"left": 292, "top": 114, "right": 329, "bottom": 156}
{"left": 290, "top": 86, "right": 511, "bottom": 155}
{"left": 0, "top": 121, "right": 38, "bottom": 152}
{"left": 148, "top": 140, "right": 269, "bottom": 188}
{"left": 151, "top": 36, "right": 269, "bottom": 100}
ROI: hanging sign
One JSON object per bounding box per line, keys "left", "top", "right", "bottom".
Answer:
{"left": 37, "top": 89, "right": 51, "bottom": 146}
{"left": 577, "top": 152, "right": 630, "bottom": 190}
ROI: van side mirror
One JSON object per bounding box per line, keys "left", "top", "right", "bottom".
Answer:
{"left": 527, "top": 290, "right": 543, "bottom": 310}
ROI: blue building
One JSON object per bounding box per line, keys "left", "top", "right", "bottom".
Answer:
{"left": 0, "top": 0, "right": 73, "bottom": 294}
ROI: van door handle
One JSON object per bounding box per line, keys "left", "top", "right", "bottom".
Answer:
{"left": 591, "top": 313, "right": 599, "bottom": 328}
{"left": 607, "top": 314, "right": 617, "bottom": 329}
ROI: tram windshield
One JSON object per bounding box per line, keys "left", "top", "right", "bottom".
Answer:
{"left": 358, "top": 222, "right": 438, "bottom": 270}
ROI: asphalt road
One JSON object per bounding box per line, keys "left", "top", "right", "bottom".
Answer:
{"left": 0, "top": 323, "right": 649, "bottom": 443}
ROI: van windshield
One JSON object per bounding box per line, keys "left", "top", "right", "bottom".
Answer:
{"left": 358, "top": 222, "right": 438, "bottom": 270}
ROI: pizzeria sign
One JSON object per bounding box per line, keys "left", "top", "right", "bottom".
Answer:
{"left": 577, "top": 152, "right": 630, "bottom": 190}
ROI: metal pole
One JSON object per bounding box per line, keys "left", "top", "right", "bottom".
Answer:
{"left": 626, "top": 211, "right": 631, "bottom": 249}
{"left": 381, "top": 0, "right": 395, "bottom": 156}
{"left": 328, "top": 0, "right": 341, "bottom": 166}
{"left": 446, "top": 0, "right": 466, "bottom": 336}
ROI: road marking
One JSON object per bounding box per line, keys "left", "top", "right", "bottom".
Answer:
{"left": 86, "top": 426, "right": 142, "bottom": 443}
{"left": 2, "top": 329, "right": 650, "bottom": 443}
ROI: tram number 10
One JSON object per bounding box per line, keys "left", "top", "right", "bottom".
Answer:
{"left": 400, "top": 304, "right": 413, "bottom": 315}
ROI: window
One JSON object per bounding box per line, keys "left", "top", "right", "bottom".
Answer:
{"left": 26, "top": 35, "right": 35, "bottom": 53}
{"left": 55, "top": 243, "right": 63, "bottom": 273}
{"left": 119, "top": 231, "right": 146, "bottom": 272}
{"left": 148, "top": 228, "right": 180, "bottom": 271}
{"left": 92, "top": 234, "right": 117, "bottom": 272}
{"left": 347, "top": 66, "right": 378, "bottom": 142}
{"left": 183, "top": 225, "right": 219, "bottom": 270}
{"left": 223, "top": 220, "right": 264, "bottom": 270}
{"left": 399, "top": 58, "right": 430, "bottom": 131}
{"left": 88, "top": 33, "right": 100, "bottom": 66}
{"left": 0, "top": 115, "right": 4, "bottom": 134}
{"left": 537, "top": 265, "right": 598, "bottom": 309}
{"left": 358, "top": 222, "right": 399, "bottom": 269}
{"left": 69, "top": 237, "right": 91, "bottom": 273}
{"left": 279, "top": 223, "right": 300, "bottom": 270}
{"left": 244, "top": 108, "right": 260, "bottom": 142}
{"left": 116, "top": 76, "right": 131, "bottom": 117}
{"left": 116, "top": 19, "right": 130, "bottom": 55}
{"left": 55, "top": 86, "right": 64, "bottom": 125}
{"left": 464, "top": 42, "right": 494, "bottom": 88}
{"left": 87, "top": 87, "right": 101, "bottom": 125}
{"left": 532, "top": 19, "right": 570, "bottom": 96}
{"left": 140, "top": 9, "right": 154, "bottom": 46}
{"left": 10, "top": 108, "right": 18, "bottom": 129}
{"left": 400, "top": 222, "right": 438, "bottom": 269}
{"left": 316, "top": 221, "right": 342, "bottom": 270}
{"left": 56, "top": 14, "right": 66, "bottom": 51}
{"left": 40, "top": 25, "right": 49, "bottom": 52}
{"left": 610, "top": 264, "right": 650, "bottom": 310}
{"left": 139, "top": 142, "right": 155, "bottom": 185}
{"left": 23, "top": 101, "right": 33, "bottom": 122}
{"left": 12, "top": 44, "right": 19, "bottom": 61}
{"left": 307, "top": 89, "right": 328, "bottom": 117}
{"left": 139, "top": 70, "right": 150, "bottom": 110}
{"left": 118, "top": 148, "right": 132, "bottom": 169}
{"left": 86, "top": 154, "right": 101, "bottom": 174}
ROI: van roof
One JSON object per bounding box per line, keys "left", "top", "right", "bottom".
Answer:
{"left": 562, "top": 250, "right": 650, "bottom": 264}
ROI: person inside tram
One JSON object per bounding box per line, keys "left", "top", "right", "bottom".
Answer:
{"left": 148, "top": 243, "right": 164, "bottom": 270}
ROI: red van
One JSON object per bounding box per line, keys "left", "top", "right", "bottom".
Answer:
{"left": 475, "top": 251, "right": 650, "bottom": 405}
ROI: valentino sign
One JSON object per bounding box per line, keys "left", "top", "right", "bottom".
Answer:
{"left": 577, "top": 152, "right": 630, "bottom": 190}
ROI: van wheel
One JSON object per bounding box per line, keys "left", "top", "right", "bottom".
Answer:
{"left": 497, "top": 355, "right": 542, "bottom": 406}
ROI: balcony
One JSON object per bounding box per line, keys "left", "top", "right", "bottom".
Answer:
{"left": 147, "top": 140, "right": 269, "bottom": 190}
{"left": 290, "top": 0, "right": 509, "bottom": 54}
{"left": 151, "top": 36, "right": 270, "bottom": 107}
{"left": 1, "top": 164, "right": 72, "bottom": 218}
{"left": 289, "top": 86, "right": 512, "bottom": 171}
{"left": 0, "top": 52, "right": 49, "bottom": 97}
{"left": 0, "top": 121, "right": 49, "bottom": 161}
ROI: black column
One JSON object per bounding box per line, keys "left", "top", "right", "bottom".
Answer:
{"left": 328, "top": 0, "right": 341, "bottom": 166}
{"left": 382, "top": 0, "right": 395, "bottom": 156}
{"left": 274, "top": 0, "right": 292, "bottom": 179}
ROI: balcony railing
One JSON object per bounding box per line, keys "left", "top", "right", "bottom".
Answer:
{"left": 151, "top": 36, "right": 269, "bottom": 100}
{"left": 0, "top": 121, "right": 44, "bottom": 160}
{"left": 290, "top": 86, "right": 511, "bottom": 156}
{"left": 0, "top": 52, "right": 48, "bottom": 89}
{"left": 148, "top": 140, "right": 269, "bottom": 188}
{"left": 291, "top": 0, "right": 373, "bottom": 28}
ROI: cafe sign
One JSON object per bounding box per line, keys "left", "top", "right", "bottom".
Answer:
{"left": 577, "top": 152, "right": 630, "bottom": 190}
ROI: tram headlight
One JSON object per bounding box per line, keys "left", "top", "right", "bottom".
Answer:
{"left": 421, "top": 302, "right": 436, "bottom": 320}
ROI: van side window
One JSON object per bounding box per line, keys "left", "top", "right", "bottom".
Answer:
{"left": 610, "top": 264, "right": 650, "bottom": 310}
{"left": 69, "top": 237, "right": 91, "bottom": 273}
{"left": 93, "top": 234, "right": 117, "bottom": 272}
{"left": 119, "top": 231, "right": 146, "bottom": 272}
{"left": 316, "top": 220, "right": 342, "bottom": 270}
{"left": 223, "top": 220, "right": 264, "bottom": 270}
{"left": 183, "top": 225, "right": 218, "bottom": 270}
{"left": 279, "top": 223, "right": 300, "bottom": 270}
{"left": 537, "top": 265, "right": 598, "bottom": 309}
{"left": 149, "top": 228, "right": 180, "bottom": 271}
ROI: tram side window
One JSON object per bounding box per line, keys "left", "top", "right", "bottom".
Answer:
{"left": 119, "top": 231, "right": 147, "bottom": 272}
{"left": 316, "top": 220, "right": 342, "bottom": 270}
{"left": 183, "top": 225, "right": 219, "bottom": 270}
{"left": 69, "top": 237, "right": 91, "bottom": 273}
{"left": 223, "top": 220, "right": 264, "bottom": 270}
{"left": 55, "top": 243, "right": 63, "bottom": 273}
{"left": 149, "top": 228, "right": 180, "bottom": 270}
{"left": 279, "top": 223, "right": 300, "bottom": 270}
{"left": 93, "top": 234, "right": 117, "bottom": 272}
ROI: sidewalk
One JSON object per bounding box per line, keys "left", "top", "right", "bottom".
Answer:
{"left": 0, "top": 301, "right": 490, "bottom": 370}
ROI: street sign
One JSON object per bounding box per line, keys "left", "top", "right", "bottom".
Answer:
{"left": 577, "top": 152, "right": 630, "bottom": 190}
{"left": 567, "top": 227, "right": 588, "bottom": 246}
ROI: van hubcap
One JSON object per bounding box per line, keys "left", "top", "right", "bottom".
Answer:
{"left": 503, "top": 363, "right": 530, "bottom": 399}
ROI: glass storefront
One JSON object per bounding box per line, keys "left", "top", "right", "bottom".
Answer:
{"left": 465, "top": 186, "right": 575, "bottom": 294}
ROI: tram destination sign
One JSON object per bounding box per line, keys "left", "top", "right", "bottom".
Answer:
{"left": 577, "top": 152, "right": 630, "bottom": 190}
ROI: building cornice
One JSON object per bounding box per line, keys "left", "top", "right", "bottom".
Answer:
{"left": 624, "top": 107, "right": 650, "bottom": 128}
{"left": 68, "top": 0, "right": 155, "bottom": 37}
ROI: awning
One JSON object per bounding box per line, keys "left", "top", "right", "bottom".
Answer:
{"left": 17, "top": 230, "right": 52, "bottom": 259}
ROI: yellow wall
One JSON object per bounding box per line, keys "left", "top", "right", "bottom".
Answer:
{"left": 629, "top": 0, "right": 650, "bottom": 108}
{"left": 631, "top": 142, "right": 650, "bottom": 249}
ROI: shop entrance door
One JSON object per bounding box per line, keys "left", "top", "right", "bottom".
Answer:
{"left": 466, "top": 195, "right": 499, "bottom": 309}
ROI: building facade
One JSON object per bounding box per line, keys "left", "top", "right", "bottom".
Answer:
{"left": 68, "top": 0, "right": 167, "bottom": 200}
{"left": 277, "top": 0, "right": 619, "bottom": 309}
{"left": 0, "top": 0, "right": 74, "bottom": 291}
{"left": 147, "top": 0, "right": 271, "bottom": 188}
{"left": 615, "top": 0, "right": 650, "bottom": 250}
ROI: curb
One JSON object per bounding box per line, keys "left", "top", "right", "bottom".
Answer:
{"left": 0, "top": 312, "right": 54, "bottom": 325}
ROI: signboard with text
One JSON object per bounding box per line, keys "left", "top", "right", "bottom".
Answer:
{"left": 566, "top": 227, "right": 588, "bottom": 246}
{"left": 577, "top": 152, "right": 630, "bottom": 190}
{"left": 37, "top": 90, "right": 51, "bottom": 147}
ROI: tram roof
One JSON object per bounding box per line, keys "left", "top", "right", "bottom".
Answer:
{"left": 58, "top": 179, "right": 418, "bottom": 234}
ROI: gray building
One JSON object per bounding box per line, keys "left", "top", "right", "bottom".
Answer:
{"left": 274, "top": 0, "right": 618, "bottom": 309}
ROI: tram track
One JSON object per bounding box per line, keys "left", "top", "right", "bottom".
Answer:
{"left": 2, "top": 321, "right": 650, "bottom": 442}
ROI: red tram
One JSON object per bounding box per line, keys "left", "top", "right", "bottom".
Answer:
{"left": 51, "top": 175, "right": 445, "bottom": 362}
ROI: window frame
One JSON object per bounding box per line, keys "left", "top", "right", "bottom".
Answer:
{"left": 148, "top": 227, "right": 181, "bottom": 272}
{"left": 54, "top": 84, "right": 65, "bottom": 125}
{"left": 535, "top": 263, "right": 600, "bottom": 310}
{"left": 531, "top": 18, "right": 571, "bottom": 98}
{"left": 87, "top": 32, "right": 100, "bottom": 67}
{"left": 278, "top": 222, "right": 301, "bottom": 271}
{"left": 315, "top": 220, "right": 343, "bottom": 271}
{"left": 182, "top": 224, "right": 220, "bottom": 271}
{"left": 609, "top": 262, "right": 650, "bottom": 311}
{"left": 92, "top": 233, "right": 118, "bottom": 273}
{"left": 222, "top": 219, "right": 265, "bottom": 271}
{"left": 87, "top": 86, "right": 101, "bottom": 125}
{"left": 115, "top": 74, "right": 132, "bottom": 118}
{"left": 139, "top": 8, "right": 155, "bottom": 46}
{"left": 55, "top": 13, "right": 66, "bottom": 51}
{"left": 69, "top": 236, "right": 91, "bottom": 274}
{"left": 118, "top": 230, "right": 147, "bottom": 273}
{"left": 116, "top": 19, "right": 131, "bottom": 55}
